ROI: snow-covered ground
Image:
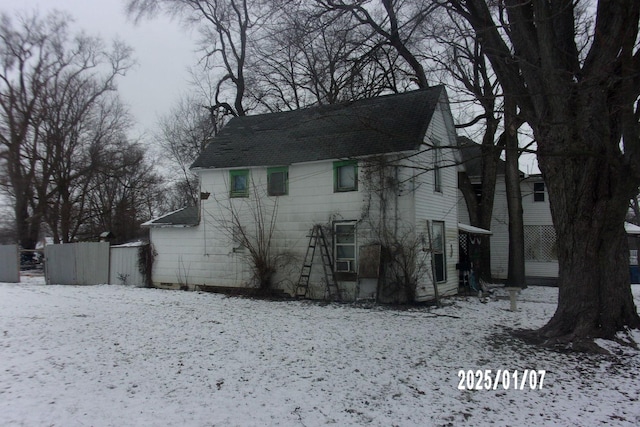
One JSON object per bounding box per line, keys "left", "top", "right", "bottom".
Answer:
{"left": 1, "top": 276, "right": 639, "bottom": 426}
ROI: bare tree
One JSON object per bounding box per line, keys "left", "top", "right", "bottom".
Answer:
{"left": 252, "top": 4, "right": 413, "bottom": 110}
{"left": 360, "top": 157, "right": 436, "bottom": 303}
{"left": 207, "top": 180, "right": 290, "bottom": 292}
{"left": 40, "top": 70, "right": 133, "bottom": 243}
{"left": 127, "top": 0, "right": 281, "bottom": 117}
{"left": 82, "top": 140, "right": 164, "bottom": 243}
{"left": 156, "top": 94, "right": 220, "bottom": 208}
{"left": 0, "top": 11, "right": 133, "bottom": 248}
{"left": 445, "top": 0, "right": 640, "bottom": 348}
{"left": 0, "top": 11, "right": 59, "bottom": 249}
{"left": 0, "top": 201, "right": 15, "bottom": 244}
{"left": 431, "top": 15, "right": 503, "bottom": 280}
{"left": 317, "top": 0, "right": 436, "bottom": 89}
{"left": 503, "top": 93, "right": 524, "bottom": 286}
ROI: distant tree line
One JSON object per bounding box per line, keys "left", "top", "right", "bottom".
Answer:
{"left": 0, "top": 11, "right": 165, "bottom": 247}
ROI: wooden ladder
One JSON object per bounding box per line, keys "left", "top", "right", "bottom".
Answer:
{"left": 295, "top": 225, "right": 341, "bottom": 301}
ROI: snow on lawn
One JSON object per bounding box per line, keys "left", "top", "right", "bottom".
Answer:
{"left": 1, "top": 279, "right": 639, "bottom": 427}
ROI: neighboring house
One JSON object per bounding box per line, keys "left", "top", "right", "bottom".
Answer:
{"left": 458, "top": 139, "right": 640, "bottom": 286}
{"left": 493, "top": 174, "right": 558, "bottom": 283}
{"left": 144, "top": 86, "right": 462, "bottom": 302}
{"left": 457, "top": 138, "right": 558, "bottom": 284}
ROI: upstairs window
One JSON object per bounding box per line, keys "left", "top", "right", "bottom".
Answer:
{"left": 533, "top": 182, "right": 545, "bottom": 202}
{"left": 433, "top": 139, "right": 442, "bottom": 193}
{"left": 230, "top": 169, "right": 249, "bottom": 198}
{"left": 268, "top": 166, "right": 288, "bottom": 196}
{"left": 334, "top": 160, "right": 358, "bottom": 192}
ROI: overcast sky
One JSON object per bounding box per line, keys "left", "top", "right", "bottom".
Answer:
{"left": 2, "top": 0, "right": 198, "bottom": 139}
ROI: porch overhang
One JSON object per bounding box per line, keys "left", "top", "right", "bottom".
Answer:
{"left": 625, "top": 222, "right": 640, "bottom": 235}
{"left": 458, "top": 223, "right": 493, "bottom": 235}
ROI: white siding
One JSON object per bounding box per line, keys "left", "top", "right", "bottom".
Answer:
{"left": 521, "top": 178, "right": 553, "bottom": 225}
{"left": 151, "top": 161, "right": 368, "bottom": 296}
{"left": 462, "top": 175, "right": 558, "bottom": 281}
{"left": 520, "top": 178, "right": 557, "bottom": 279}
{"left": 412, "top": 93, "right": 460, "bottom": 301}
{"left": 489, "top": 176, "right": 509, "bottom": 279}
{"left": 457, "top": 191, "right": 471, "bottom": 226}
{"left": 525, "top": 261, "right": 559, "bottom": 278}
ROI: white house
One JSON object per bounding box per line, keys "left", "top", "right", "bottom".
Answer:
{"left": 457, "top": 139, "right": 558, "bottom": 284}
{"left": 457, "top": 139, "right": 640, "bottom": 286}
{"left": 145, "top": 87, "right": 462, "bottom": 302}
{"left": 489, "top": 174, "right": 557, "bottom": 283}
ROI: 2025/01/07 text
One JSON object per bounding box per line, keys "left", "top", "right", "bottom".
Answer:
{"left": 457, "top": 369, "right": 546, "bottom": 390}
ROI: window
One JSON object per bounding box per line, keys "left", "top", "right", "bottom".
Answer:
{"left": 334, "top": 222, "right": 356, "bottom": 272}
{"left": 533, "top": 182, "right": 545, "bottom": 202}
{"left": 334, "top": 160, "right": 358, "bottom": 192}
{"left": 433, "top": 139, "right": 442, "bottom": 192}
{"left": 230, "top": 170, "right": 249, "bottom": 197}
{"left": 267, "top": 166, "right": 288, "bottom": 196}
{"left": 432, "top": 221, "right": 446, "bottom": 282}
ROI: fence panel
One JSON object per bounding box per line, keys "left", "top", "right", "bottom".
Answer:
{"left": 0, "top": 245, "right": 20, "bottom": 283}
{"left": 45, "top": 242, "right": 110, "bottom": 285}
{"left": 45, "top": 244, "right": 76, "bottom": 285}
{"left": 110, "top": 245, "right": 146, "bottom": 287}
{"left": 76, "top": 242, "right": 110, "bottom": 285}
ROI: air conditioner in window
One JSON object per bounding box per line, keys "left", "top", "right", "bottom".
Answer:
{"left": 335, "top": 260, "right": 351, "bottom": 272}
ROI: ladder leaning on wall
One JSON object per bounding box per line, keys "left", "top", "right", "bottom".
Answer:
{"left": 295, "top": 225, "right": 341, "bottom": 301}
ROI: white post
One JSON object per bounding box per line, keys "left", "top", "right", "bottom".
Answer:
{"left": 505, "top": 287, "right": 520, "bottom": 311}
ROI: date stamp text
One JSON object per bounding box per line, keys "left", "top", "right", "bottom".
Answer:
{"left": 457, "top": 369, "right": 546, "bottom": 390}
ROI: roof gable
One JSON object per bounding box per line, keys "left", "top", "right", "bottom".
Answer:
{"left": 191, "top": 86, "right": 445, "bottom": 169}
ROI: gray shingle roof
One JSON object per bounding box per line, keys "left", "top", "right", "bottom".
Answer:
{"left": 191, "top": 86, "right": 445, "bottom": 169}
{"left": 143, "top": 206, "right": 199, "bottom": 227}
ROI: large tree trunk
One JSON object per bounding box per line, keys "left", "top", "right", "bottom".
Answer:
{"left": 477, "top": 141, "right": 500, "bottom": 281}
{"left": 14, "top": 183, "right": 40, "bottom": 250}
{"left": 535, "top": 125, "right": 640, "bottom": 344}
{"left": 447, "top": 0, "right": 640, "bottom": 348}
{"left": 15, "top": 198, "right": 37, "bottom": 249}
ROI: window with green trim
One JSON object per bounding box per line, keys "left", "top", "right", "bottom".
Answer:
{"left": 230, "top": 169, "right": 249, "bottom": 197}
{"left": 334, "top": 160, "right": 358, "bottom": 192}
{"left": 267, "top": 166, "right": 288, "bottom": 196}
